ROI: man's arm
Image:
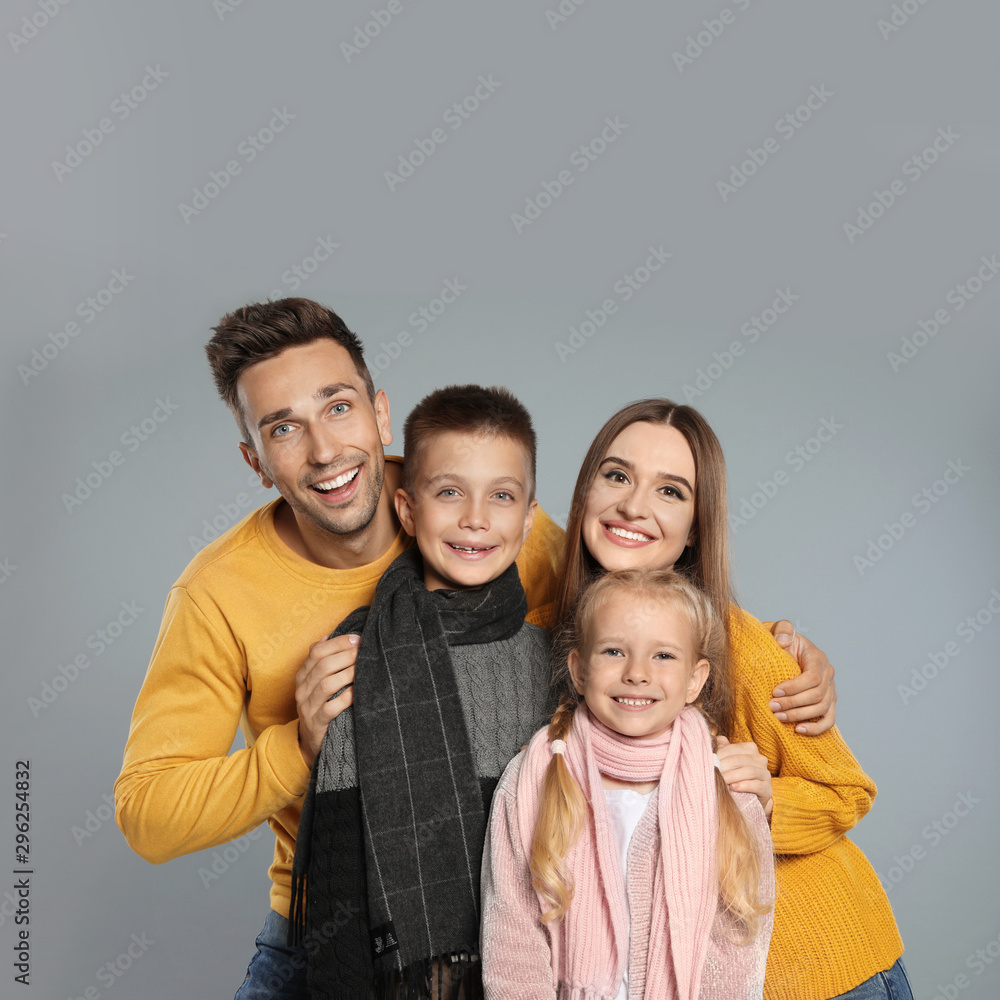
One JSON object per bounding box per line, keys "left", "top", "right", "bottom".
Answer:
{"left": 114, "top": 586, "right": 312, "bottom": 863}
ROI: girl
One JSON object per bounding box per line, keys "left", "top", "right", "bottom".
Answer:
{"left": 481, "top": 568, "right": 774, "bottom": 1000}
{"left": 538, "top": 399, "right": 910, "bottom": 1000}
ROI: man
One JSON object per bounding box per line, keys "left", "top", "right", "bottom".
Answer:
{"left": 114, "top": 297, "right": 833, "bottom": 999}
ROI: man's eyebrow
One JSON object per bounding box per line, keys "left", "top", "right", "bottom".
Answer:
{"left": 599, "top": 455, "right": 692, "bottom": 493}
{"left": 256, "top": 383, "right": 359, "bottom": 431}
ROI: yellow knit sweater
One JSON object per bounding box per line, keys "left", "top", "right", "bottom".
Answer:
{"left": 114, "top": 466, "right": 565, "bottom": 919}
{"left": 526, "top": 601, "right": 903, "bottom": 1000}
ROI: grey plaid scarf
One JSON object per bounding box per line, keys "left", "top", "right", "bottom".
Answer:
{"left": 290, "top": 548, "right": 532, "bottom": 999}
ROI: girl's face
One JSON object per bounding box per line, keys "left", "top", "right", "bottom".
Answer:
{"left": 568, "top": 591, "right": 709, "bottom": 741}
{"left": 581, "top": 422, "right": 697, "bottom": 574}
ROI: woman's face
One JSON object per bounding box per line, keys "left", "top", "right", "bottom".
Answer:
{"left": 581, "top": 421, "right": 697, "bottom": 573}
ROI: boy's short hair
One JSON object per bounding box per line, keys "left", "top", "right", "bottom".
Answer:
{"left": 205, "top": 297, "right": 375, "bottom": 443}
{"left": 402, "top": 384, "right": 537, "bottom": 498}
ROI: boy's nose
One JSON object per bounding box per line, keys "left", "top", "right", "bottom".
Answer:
{"left": 459, "top": 497, "right": 489, "bottom": 529}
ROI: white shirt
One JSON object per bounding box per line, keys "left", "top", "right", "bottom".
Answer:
{"left": 604, "top": 787, "right": 656, "bottom": 1000}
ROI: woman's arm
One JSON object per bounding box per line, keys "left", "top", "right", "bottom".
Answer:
{"left": 481, "top": 760, "right": 557, "bottom": 1000}
{"left": 728, "top": 608, "right": 876, "bottom": 856}
{"left": 767, "top": 620, "right": 837, "bottom": 734}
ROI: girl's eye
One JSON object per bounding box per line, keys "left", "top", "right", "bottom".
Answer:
{"left": 600, "top": 647, "right": 624, "bottom": 657}
{"left": 654, "top": 651, "right": 676, "bottom": 661}
{"left": 602, "top": 469, "right": 629, "bottom": 485}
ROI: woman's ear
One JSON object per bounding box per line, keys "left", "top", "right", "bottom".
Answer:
{"left": 567, "top": 648, "right": 586, "bottom": 696}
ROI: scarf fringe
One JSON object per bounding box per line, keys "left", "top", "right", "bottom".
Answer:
{"left": 372, "top": 952, "right": 482, "bottom": 1000}
{"left": 287, "top": 872, "right": 307, "bottom": 947}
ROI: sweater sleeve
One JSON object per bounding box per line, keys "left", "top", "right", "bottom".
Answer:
{"left": 481, "top": 758, "right": 557, "bottom": 1000}
{"left": 114, "top": 586, "right": 311, "bottom": 864}
{"left": 727, "top": 608, "right": 876, "bottom": 856}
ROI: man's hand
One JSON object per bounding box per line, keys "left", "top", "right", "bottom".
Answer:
{"left": 294, "top": 633, "right": 360, "bottom": 769}
{"left": 769, "top": 621, "right": 837, "bottom": 735}
{"left": 716, "top": 736, "right": 773, "bottom": 821}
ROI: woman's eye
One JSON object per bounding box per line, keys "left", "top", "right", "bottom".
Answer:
{"left": 659, "top": 484, "right": 686, "bottom": 500}
{"left": 602, "top": 469, "right": 629, "bottom": 485}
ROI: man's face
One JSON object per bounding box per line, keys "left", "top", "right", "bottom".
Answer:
{"left": 237, "top": 340, "right": 392, "bottom": 540}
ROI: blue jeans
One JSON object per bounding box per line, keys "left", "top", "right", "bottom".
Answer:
{"left": 234, "top": 910, "right": 309, "bottom": 1000}
{"left": 833, "top": 959, "right": 914, "bottom": 999}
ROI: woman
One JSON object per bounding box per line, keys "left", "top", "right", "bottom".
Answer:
{"left": 536, "top": 399, "right": 910, "bottom": 1000}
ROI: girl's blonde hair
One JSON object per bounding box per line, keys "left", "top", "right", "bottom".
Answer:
{"left": 531, "top": 569, "right": 772, "bottom": 940}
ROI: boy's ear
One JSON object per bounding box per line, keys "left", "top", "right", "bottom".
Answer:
{"left": 522, "top": 497, "right": 537, "bottom": 539}
{"left": 567, "top": 648, "right": 586, "bottom": 696}
{"left": 394, "top": 488, "right": 417, "bottom": 537}
{"left": 685, "top": 658, "right": 711, "bottom": 704}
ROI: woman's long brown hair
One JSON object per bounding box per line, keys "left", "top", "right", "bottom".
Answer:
{"left": 552, "top": 399, "right": 736, "bottom": 734}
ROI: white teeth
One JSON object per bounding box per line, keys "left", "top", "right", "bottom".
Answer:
{"left": 450, "top": 544, "right": 492, "bottom": 553}
{"left": 609, "top": 525, "right": 652, "bottom": 542}
{"left": 615, "top": 697, "right": 654, "bottom": 706}
{"left": 313, "top": 467, "right": 359, "bottom": 491}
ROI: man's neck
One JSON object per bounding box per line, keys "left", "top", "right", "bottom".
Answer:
{"left": 274, "top": 461, "right": 404, "bottom": 570}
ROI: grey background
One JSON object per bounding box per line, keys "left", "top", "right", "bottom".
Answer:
{"left": 2, "top": 1, "right": 997, "bottom": 997}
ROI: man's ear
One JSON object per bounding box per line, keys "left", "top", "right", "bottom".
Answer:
{"left": 567, "top": 648, "right": 586, "bottom": 696}
{"left": 240, "top": 442, "right": 274, "bottom": 489}
{"left": 394, "top": 488, "right": 417, "bottom": 538}
{"left": 375, "top": 389, "right": 392, "bottom": 448}
{"left": 685, "top": 659, "right": 711, "bottom": 704}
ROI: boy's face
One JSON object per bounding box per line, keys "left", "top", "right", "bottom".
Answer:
{"left": 395, "top": 430, "right": 537, "bottom": 591}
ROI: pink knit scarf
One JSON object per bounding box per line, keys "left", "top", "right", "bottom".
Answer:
{"left": 560, "top": 704, "right": 719, "bottom": 1000}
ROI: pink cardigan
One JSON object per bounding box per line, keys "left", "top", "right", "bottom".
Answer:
{"left": 481, "top": 727, "right": 774, "bottom": 1000}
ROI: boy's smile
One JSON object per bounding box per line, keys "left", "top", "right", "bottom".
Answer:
{"left": 395, "top": 430, "right": 537, "bottom": 592}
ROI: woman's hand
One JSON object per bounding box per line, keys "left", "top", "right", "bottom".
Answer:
{"left": 768, "top": 621, "right": 837, "bottom": 735}
{"left": 716, "top": 736, "right": 773, "bottom": 821}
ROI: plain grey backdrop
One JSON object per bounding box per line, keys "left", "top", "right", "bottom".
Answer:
{"left": 2, "top": 1, "right": 998, "bottom": 997}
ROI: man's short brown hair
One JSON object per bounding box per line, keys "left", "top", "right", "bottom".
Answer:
{"left": 205, "top": 297, "right": 375, "bottom": 443}
{"left": 402, "top": 384, "right": 537, "bottom": 498}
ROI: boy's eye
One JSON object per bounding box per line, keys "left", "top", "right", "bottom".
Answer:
{"left": 437, "top": 488, "right": 460, "bottom": 497}
{"left": 493, "top": 491, "right": 515, "bottom": 501}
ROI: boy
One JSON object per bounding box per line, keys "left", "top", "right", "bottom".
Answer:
{"left": 291, "top": 384, "right": 553, "bottom": 999}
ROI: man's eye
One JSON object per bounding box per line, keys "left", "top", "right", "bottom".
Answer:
{"left": 272, "top": 423, "right": 293, "bottom": 437}
{"left": 331, "top": 402, "right": 350, "bottom": 415}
